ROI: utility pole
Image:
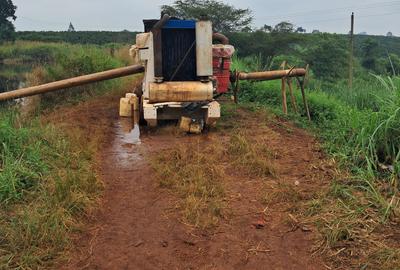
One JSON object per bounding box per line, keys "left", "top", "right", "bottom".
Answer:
{"left": 349, "top": 12, "right": 354, "bottom": 89}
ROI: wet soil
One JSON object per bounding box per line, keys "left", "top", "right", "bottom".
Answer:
{"left": 59, "top": 94, "right": 332, "bottom": 270}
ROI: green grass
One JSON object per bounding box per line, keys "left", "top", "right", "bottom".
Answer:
{"left": 0, "top": 110, "right": 102, "bottom": 269}
{"left": 233, "top": 56, "right": 400, "bottom": 268}
{"left": 0, "top": 41, "right": 132, "bottom": 268}
{"left": 0, "top": 41, "right": 131, "bottom": 105}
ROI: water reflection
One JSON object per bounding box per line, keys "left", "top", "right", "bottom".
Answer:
{"left": 111, "top": 111, "right": 143, "bottom": 169}
{"left": 0, "top": 63, "right": 31, "bottom": 93}
{"left": 119, "top": 111, "right": 141, "bottom": 145}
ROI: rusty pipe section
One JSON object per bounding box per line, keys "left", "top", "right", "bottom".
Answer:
{"left": 152, "top": 14, "right": 170, "bottom": 79}
{"left": 152, "top": 14, "right": 171, "bottom": 30}
{"left": 238, "top": 68, "right": 306, "bottom": 81}
{"left": 0, "top": 64, "right": 145, "bottom": 102}
{"left": 212, "top": 33, "right": 229, "bottom": 45}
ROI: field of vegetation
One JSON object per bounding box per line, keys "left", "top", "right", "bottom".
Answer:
{"left": 233, "top": 55, "right": 400, "bottom": 268}
{"left": 0, "top": 41, "right": 133, "bottom": 268}
{"left": 1, "top": 15, "right": 400, "bottom": 270}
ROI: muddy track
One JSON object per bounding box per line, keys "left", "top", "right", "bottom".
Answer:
{"left": 61, "top": 95, "right": 331, "bottom": 270}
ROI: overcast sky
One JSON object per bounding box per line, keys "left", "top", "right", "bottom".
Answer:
{"left": 12, "top": 0, "right": 400, "bottom": 36}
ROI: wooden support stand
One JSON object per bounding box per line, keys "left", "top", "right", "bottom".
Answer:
{"left": 287, "top": 78, "right": 298, "bottom": 114}
{"left": 281, "top": 61, "right": 288, "bottom": 115}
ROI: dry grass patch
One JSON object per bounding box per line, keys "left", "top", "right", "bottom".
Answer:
{"left": 228, "top": 131, "right": 276, "bottom": 178}
{"left": 151, "top": 118, "right": 277, "bottom": 229}
{"left": 302, "top": 178, "right": 400, "bottom": 270}
{"left": 152, "top": 138, "right": 226, "bottom": 229}
{"left": 263, "top": 182, "right": 304, "bottom": 206}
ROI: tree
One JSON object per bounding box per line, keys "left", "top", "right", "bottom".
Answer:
{"left": 296, "top": 27, "right": 306, "bottom": 33}
{"left": 361, "top": 38, "right": 381, "bottom": 71}
{"left": 227, "top": 29, "right": 304, "bottom": 69}
{"left": 387, "top": 32, "right": 393, "bottom": 37}
{"left": 241, "top": 26, "right": 253, "bottom": 33}
{"left": 377, "top": 53, "right": 399, "bottom": 76}
{"left": 273, "top": 21, "right": 294, "bottom": 33}
{"left": 304, "top": 36, "right": 348, "bottom": 80}
{"left": 68, "top": 22, "right": 75, "bottom": 32}
{"left": 260, "top": 24, "right": 272, "bottom": 33}
{"left": 161, "top": 0, "right": 253, "bottom": 32}
{"left": 0, "top": 0, "right": 17, "bottom": 43}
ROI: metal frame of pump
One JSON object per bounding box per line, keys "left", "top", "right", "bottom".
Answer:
{"left": 132, "top": 16, "right": 222, "bottom": 129}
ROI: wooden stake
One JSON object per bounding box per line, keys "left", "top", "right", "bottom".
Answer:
{"left": 287, "top": 78, "right": 298, "bottom": 114}
{"left": 281, "top": 78, "right": 288, "bottom": 114}
{"left": 297, "top": 77, "right": 311, "bottom": 121}
{"left": 234, "top": 72, "right": 240, "bottom": 104}
{"left": 281, "top": 61, "right": 288, "bottom": 115}
{"left": 304, "top": 64, "right": 310, "bottom": 88}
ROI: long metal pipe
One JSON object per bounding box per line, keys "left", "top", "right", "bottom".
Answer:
{"left": 238, "top": 68, "right": 306, "bottom": 81}
{"left": 0, "top": 64, "right": 145, "bottom": 102}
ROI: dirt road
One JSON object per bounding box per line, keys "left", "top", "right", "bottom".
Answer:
{"left": 60, "top": 94, "right": 331, "bottom": 270}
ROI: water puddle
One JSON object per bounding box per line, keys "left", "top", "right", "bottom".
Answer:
{"left": 110, "top": 111, "right": 143, "bottom": 168}
{"left": 119, "top": 112, "right": 141, "bottom": 145}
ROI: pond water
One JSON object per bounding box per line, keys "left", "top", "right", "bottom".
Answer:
{"left": 0, "top": 63, "right": 42, "bottom": 115}
{"left": 0, "top": 63, "right": 31, "bottom": 93}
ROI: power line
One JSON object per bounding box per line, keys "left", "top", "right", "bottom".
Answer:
{"left": 256, "top": 0, "right": 400, "bottom": 20}
{"left": 294, "top": 11, "right": 400, "bottom": 25}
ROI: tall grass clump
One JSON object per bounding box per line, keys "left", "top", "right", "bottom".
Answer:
{"left": 0, "top": 110, "right": 101, "bottom": 269}
{"left": 28, "top": 44, "right": 125, "bottom": 106}
{"left": 231, "top": 54, "right": 269, "bottom": 72}
{"left": 0, "top": 41, "right": 133, "bottom": 268}
{"left": 0, "top": 41, "right": 62, "bottom": 63}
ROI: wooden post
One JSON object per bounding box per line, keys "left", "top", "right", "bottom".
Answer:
{"left": 287, "top": 78, "right": 298, "bottom": 114}
{"left": 297, "top": 77, "right": 311, "bottom": 121}
{"left": 281, "top": 61, "right": 288, "bottom": 115}
{"left": 304, "top": 64, "right": 310, "bottom": 88}
{"left": 234, "top": 72, "right": 240, "bottom": 104}
{"left": 349, "top": 12, "right": 354, "bottom": 89}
